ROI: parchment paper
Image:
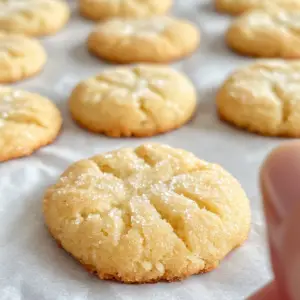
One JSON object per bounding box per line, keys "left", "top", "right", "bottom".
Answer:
{"left": 0, "top": 0, "right": 280, "bottom": 299}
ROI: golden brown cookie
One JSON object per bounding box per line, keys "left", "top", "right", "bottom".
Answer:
{"left": 79, "top": 0, "right": 172, "bottom": 21}
{"left": 0, "top": 0, "right": 70, "bottom": 36}
{"left": 217, "top": 60, "right": 300, "bottom": 137}
{"left": 215, "top": 0, "right": 300, "bottom": 15}
{"left": 69, "top": 64, "right": 197, "bottom": 137}
{"left": 227, "top": 9, "right": 300, "bottom": 58}
{"left": 0, "top": 86, "right": 62, "bottom": 161}
{"left": 43, "top": 143, "right": 251, "bottom": 283}
{"left": 87, "top": 16, "right": 200, "bottom": 63}
{"left": 0, "top": 32, "right": 46, "bottom": 83}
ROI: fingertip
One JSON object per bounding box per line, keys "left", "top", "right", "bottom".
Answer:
{"left": 260, "top": 141, "right": 300, "bottom": 217}
{"left": 260, "top": 141, "right": 300, "bottom": 185}
{"left": 248, "top": 281, "right": 280, "bottom": 300}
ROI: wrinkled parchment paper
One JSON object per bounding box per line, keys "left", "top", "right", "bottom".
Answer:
{"left": 0, "top": 0, "right": 281, "bottom": 299}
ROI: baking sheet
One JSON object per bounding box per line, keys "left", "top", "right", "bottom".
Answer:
{"left": 0, "top": 0, "right": 280, "bottom": 299}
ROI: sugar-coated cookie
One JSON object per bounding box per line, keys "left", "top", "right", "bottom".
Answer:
{"left": 87, "top": 16, "right": 200, "bottom": 63}
{"left": 0, "top": 33, "right": 46, "bottom": 83}
{"left": 0, "top": 0, "right": 70, "bottom": 36}
{"left": 80, "top": 0, "right": 172, "bottom": 21}
{"left": 0, "top": 86, "right": 62, "bottom": 161}
{"left": 217, "top": 60, "right": 300, "bottom": 137}
{"left": 227, "top": 9, "right": 300, "bottom": 58}
{"left": 215, "top": 0, "right": 300, "bottom": 15}
{"left": 69, "top": 65, "right": 197, "bottom": 137}
{"left": 43, "top": 143, "right": 251, "bottom": 283}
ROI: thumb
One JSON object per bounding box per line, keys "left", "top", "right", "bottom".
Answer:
{"left": 256, "top": 142, "right": 300, "bottom": 300}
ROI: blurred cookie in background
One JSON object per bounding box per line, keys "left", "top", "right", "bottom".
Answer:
{"left": 227, "top": 9, "right": 300, "bottom": 58}
{"left": 217, "top": 60, "right": 300, "bottom": 137}
{"left": 69, "top": 64, "right": 197, "bottom": 137}
{"left": 0, "top": 0, "right": 70, "bottom": 36}
{"left": 87, "top": 16, "right": 200, "bottom": 63}
{"left": 215, "top": 0, "right": 300, "bottom": 15}
{"left": 0, "top": 32, "right": 46, "bottom": 83}
{"left": 0, "top": 86, "right": 62, "bottom": 161}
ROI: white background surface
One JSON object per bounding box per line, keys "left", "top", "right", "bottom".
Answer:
{"left": 0, "top": 0, "right": 282, "bottom": 299}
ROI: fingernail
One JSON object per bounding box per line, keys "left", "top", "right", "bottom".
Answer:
{"left": 261, "top": 142, "right": 300, "bottom": 218}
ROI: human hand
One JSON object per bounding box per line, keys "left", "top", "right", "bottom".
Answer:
{"left": 249, "top": 142, "right": 300, "bottom": 300}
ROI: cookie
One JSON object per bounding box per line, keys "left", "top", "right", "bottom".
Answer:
{"left": 215, "top": 0, "right": 300, "bottom": 15}
{"left": 0, "top": 86, "right": 62, "bottom": 161}
{"left": 0, "top": 0, "right": 70, "bottom": 36}
{"left": 69, "top": 64, "right": 197, "bottom": 137}
{"left": 87, "top": 16, "right": 200, "bottom": 63}
{"left": 217, "top": 60, "right": 300, "bottom": 137}
{"left": 227, "top": 9, "right": 300, "bottom": 58}
{"left": 0, "top": 33, "right": 46, "bottom": 83}
{"left": 43, "top": 143, "right": 251, "bottom": 283}
{"left": 79, "top": 0, "right": 172, "bottom": 21}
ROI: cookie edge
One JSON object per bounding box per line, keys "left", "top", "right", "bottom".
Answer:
{"left": 49, "top": 228, "right": 249, "bottom": 284}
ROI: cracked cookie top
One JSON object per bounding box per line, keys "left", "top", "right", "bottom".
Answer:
{"left": 0, "top": 86, "right": 62, "bottom": 161}
{"left": 0, "top": 32, "right": 46, "bottom": 83}
{"left": 79, "top": 0, "right": 172, "bottom": 21}
{"left": 43, "top": 143, "right": 251, "bottom": 283}
{"left": 94, "top": 16, "right": 174, "bottom": 37}
{"left": 68, "top": 64, "right": 197, "bottom": 137}
{"left": 227, "top": 8, "right": 300, "bottom": 58}
{"left": 217, "top": 60, "right": 300, "bottom": 136}
{"left": 87, "top": 16, "right": 200, "bottom": 63}
{"left": 0, "top": 0, "right": 70, "bottom": 36}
